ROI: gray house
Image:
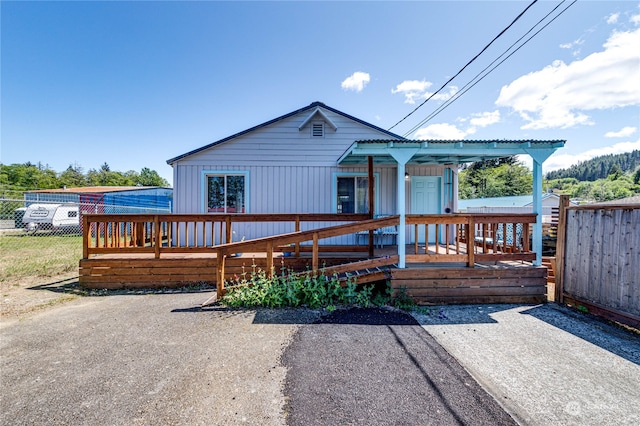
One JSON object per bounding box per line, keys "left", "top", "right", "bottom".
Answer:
{"left": 167, "top": 101, "right": 563, "bottom": 264}
{"left": 167, "top": 102, "right": 456, "bottom": 239}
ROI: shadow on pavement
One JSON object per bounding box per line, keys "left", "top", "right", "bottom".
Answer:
{"left": 520, "top": 304, "right": 640, "bottom": 366}
{"left": 413, "top": 304, "right": 521, "bottom": 325}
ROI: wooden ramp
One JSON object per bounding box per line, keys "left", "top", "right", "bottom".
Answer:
{"left": 304, "top": 255, "right": 399, "bottom": 285}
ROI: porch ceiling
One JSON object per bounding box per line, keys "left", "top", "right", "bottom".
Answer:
{"left": 337, "top": 139, "right": 566, "bottom": 165}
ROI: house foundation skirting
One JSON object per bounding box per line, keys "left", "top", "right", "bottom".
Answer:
{"left": 390, "top": 266, "right": 547, "bottom": 305}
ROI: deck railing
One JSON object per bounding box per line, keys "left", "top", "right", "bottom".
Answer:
{"left": 83, "top": 213, "right": 537, "bottom": 262}
{"left": 81, "top": 213, "right": 370, "bottom": 259}
{"left": 406, "top": 213, "right": 537, "bottom": 265}
{"left": 82, "top": 212, "right": 538, "bottom": 294}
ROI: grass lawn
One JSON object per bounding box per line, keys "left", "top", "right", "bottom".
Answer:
{"left": 0, "top": 233, "right": 82, "bottom": 283}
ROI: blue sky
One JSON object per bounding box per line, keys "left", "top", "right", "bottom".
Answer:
{"left": 2, "top": 1, "right": 639, "bottom": 186}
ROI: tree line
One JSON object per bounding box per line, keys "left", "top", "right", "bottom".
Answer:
{"left": 0, "top": 162, "right": 170, "bottom": 192}
{"left": 459, "top": 152, "right": 640, "bottom": 203}
{"left": 545, "top": 150, "right": 640, "bottom": 181}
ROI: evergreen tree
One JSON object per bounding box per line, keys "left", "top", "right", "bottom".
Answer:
{"left": 459, "top": 156, "right": 532, "bottom": 199}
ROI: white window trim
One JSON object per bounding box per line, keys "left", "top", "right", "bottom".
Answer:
{"left": 332, "top": 172, "right": 380, "bottom": 214}
{"left": 201, "top": 170, "right": 250, "bottom": 213}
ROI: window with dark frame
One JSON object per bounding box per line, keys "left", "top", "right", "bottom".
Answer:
{"left": 207, "top": 174, "right": 245, "bottom": 213}
{"left": 336, "top": 176, "right": 371, "bottom": 214}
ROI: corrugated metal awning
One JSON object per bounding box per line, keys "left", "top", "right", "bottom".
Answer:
{"left": 338, "top": 139, "right": 565, "bottom": 165}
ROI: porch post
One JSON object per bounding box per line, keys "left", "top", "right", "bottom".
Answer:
{"left": 388, "top": 149, "right": 417, "bottom": 269}
{"left": 525, "top": 147, "right": 555, "bottom": 267}
{"left": 532, "top": 158, "right": 543, "bottom": 266}
{"left": 397, "top": 162, "right": 407, "bottom": 268}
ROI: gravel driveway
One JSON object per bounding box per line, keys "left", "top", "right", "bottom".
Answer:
{"left": 1, "top": 292, "right": 516, "bottom": 425}
{"left": 2, "top": 289, "right": 638, "bottom": 425}
{"left": 1, "top": 293, "right": 318, "bottom": 425}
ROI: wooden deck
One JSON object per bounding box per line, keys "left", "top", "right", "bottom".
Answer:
{"left": 79, "top": 213, "right": 547, "bottom": 304}
{"left": 80, "top": 244, "right": 547, "bottom": 305}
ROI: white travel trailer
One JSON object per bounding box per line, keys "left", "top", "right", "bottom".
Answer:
{"left": 22, "top": 204, "right": 80, "bottom": 233}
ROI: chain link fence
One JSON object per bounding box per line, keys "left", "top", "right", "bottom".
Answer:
{"left": 0, "top": 194, "right": 171, "bottom": 284}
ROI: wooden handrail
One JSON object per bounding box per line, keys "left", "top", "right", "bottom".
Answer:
{"left": 406, "top": 213, "right": 537, "bottom": 265}
{"left": 82, "top": 212, "right": 540, "bottom": 297}
{"left": 82, "top": 213, "right": 372, "bottom": 259}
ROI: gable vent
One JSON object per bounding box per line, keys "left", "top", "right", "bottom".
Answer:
{"left": 312, "top": 123, "right": 324, "bottom": 137}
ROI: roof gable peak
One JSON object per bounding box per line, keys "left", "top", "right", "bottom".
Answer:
{"left": 298, "top": 107, "right": 338, "bottom": 131}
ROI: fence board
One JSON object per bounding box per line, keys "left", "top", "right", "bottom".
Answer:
{"left": 562, "top": 205, "right": 640, "bottom": 322}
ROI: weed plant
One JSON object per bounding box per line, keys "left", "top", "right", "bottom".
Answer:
{"left": 221, "top": 264, "right": 389, "bottom": 309}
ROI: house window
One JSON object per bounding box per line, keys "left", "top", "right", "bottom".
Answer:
{"left": 206, "top": 174, "right": 245, "bottom": 213}
{"left": 312, "top": 123, "right": 324, "bottom": 137}
{"left": 336, "top": 176, "right": 372, "bottom": 213}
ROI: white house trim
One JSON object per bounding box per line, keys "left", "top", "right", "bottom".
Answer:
{"left": 298, "top": 107, "right": 338, "bottom": 132}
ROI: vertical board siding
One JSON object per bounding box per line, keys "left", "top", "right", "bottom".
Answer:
{"left": 170, "top": 106, "right": 445, "bottom": 245}
{"left": 174, "top": 163, "right": 443, "bottom": 244}
{"left": 563, "top": 206, "right": 640, "bottom": 317}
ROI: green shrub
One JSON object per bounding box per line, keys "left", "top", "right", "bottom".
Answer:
{"left": 220, "top": 264, "right": 391, "bottom": 309}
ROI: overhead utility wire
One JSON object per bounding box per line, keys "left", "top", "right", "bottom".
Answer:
{"left": 388, "top": 0, "right": 538, "bottom": 131}
{"left": 402, "top": 0, "right": 576, "bottom": 137}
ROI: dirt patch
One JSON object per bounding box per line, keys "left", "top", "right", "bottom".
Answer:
{"left": 0, "top": 273, "right": 84, "bottom": 321}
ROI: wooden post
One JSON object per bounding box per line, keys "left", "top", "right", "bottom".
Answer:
{"left": 522, "top": 223, "right": 531, "bottom": 253}
{"left": 225, "top": 217, "right": 232, "bottom": 244}
{"left": 445, "top": 224, "right": 450, "bottom": 254}
{"left": 135, "top": 222, "right": 144, "bottom": 247}
{"left": 368, "top": 156, "right": 374, "bottom": 218}
{"left": 154, "top": 216, "right": 161, "bottom": 259}
{"left": 82, "top": 215, "right": 89, "bottom": 259}
{"left": 467, "top": 217, "right": 475, "bottom": 267}
{"left": 295, "top": 215, "right": 300, "bottom": 257}
{"left": 555, "top": 195, "right": 570, "bottom": 304}
{"left": 312, "top": 232, "right": 319, "bottom": 273}
{"left": 266, "top": 241, "right": 273, "bottom": 278}
{"left": 216, "top": 249, "right": 226, "bottom": 297}
{"left": 368, "top": 156, "right": 375, "bottom": 257}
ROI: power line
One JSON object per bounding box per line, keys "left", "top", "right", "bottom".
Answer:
{"left": 402, "top": 0, "right": 576, "bottom": 137}
{"left": 388, "top": 0, "right": 539, "bottom": 132}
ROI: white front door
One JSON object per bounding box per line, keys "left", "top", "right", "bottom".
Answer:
{"left": 410, "top": 176, "right": 441, "bottom": 243}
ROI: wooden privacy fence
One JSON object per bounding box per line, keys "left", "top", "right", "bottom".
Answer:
{"left": 557, "top": 203, "right": 640, "bottom": 327}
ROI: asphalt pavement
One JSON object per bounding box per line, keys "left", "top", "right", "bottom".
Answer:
{"left": 413, "top": 303, "right": 640, "bottom": 425}
{"left": 1, "top": 292, "right": 638, "bottom": 425}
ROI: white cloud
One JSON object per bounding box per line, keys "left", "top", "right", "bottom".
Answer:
{"left": 544, "top": 139, "right": 640, "bottom": 171}
{"left": 391, "top": 79, "right": 458, "bottom": 104}
{"left": 469, "top": 110, "right": 501, "bottom": 127}
{"left": 631, "top": 14, "right": 640, "bottom": 25}
{"left": 607, "top": 13, "right": 620, "bottom": 24}
{"left": 605, "top": 126, "right": 637, "bottom": 138}
{"left": 496, "top": 28, "right": 640, "bottom": 130}
{"left": 391, "top": 80, "right": 432, "bottom": 104}
{"left": 412, "top": 110, "right": 500, "bottom": 139}
{"left": 341, "top": 72, "right": 370, "bottom": 92}
{"left": 559, "top": 37, "right": 584, "bottom": 50}
{"left": 414, "top": 123, "right": 467, "bottom": 140}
